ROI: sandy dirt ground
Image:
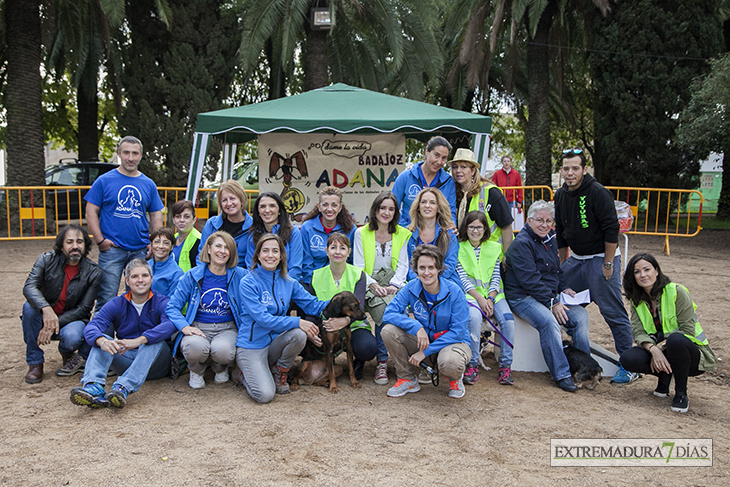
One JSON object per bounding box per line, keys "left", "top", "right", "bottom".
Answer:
{"left": 0, "top": 232, "right": 728, "bottom": 486}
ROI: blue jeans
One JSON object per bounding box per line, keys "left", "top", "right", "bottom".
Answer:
{"left": 80, "top": 339, "right": 170, "bottom": 393}
{"left": 236, "top": 328, "right": 307, "bottom": 404}
{"left": 351, "top": 328, "right": 377, "bottom": 363}
{"left": 508, "top": 296, "right": 590, "bottom": 381}
{"left": 560, "top": 254, "right": 633, "bottom": 355}
{"left": 96, "top": 246, "right": 147, "bottom": 312}
{"left": 467, "top": 299, "right": 516, "bottom": 368}
{"left": 21, "top": 302, "right": 90, "bottom": 365}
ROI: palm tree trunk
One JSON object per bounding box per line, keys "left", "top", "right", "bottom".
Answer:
{"left": 5, "top": 0, "right": 45, "bottom": 185}
{"left": 524, "top": 3, "right": 554, "bottom": 187}
{"left": 77, "top": 80, "right": 100, "bottom": 161}
{"left": 304, "top": 27, "right": 328, "bottom": 91}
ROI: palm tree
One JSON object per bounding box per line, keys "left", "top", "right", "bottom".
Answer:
{"left": 237, "top": 0, "right": 442, "bottom": 98}
{"left": 3, "top": 0, "right": 45, "bottom": 185}
{"left": 444, "top": 0, "right": 609, "bottom": 185}
{"left": 46, "top": 0, "right": 172, "bottom": 161}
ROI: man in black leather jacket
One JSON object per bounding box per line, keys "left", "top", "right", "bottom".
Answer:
{"left": 22, "top": 225, "right": 102, "bottom": 383}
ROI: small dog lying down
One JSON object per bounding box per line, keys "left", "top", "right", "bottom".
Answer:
{"left": 290, "top": 291, "right": 367, "bottom": 393}
{"left": 562, "top": 340, "right": 602, "bottom": 390}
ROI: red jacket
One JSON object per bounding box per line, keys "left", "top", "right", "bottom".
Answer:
{"left": 491, "top": 168, "right": 523, "bottom": 203}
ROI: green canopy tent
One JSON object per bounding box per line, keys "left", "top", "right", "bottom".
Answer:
{"left": 186, "top": 83, "right": 492, "bottom": 200}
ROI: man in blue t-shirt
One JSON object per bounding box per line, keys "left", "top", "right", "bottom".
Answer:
{"left": 85, "top": 136, "right": 164, "bottom": 311}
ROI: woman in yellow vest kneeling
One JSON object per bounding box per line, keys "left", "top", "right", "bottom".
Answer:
{"left": 353, "top": 192, "right": 411, "bottom": 386}
{"left": 455, "top": 211, "right": 515, "bottom": 386}
{"left": 307, "top": 233, "right": 378, "bottom": 381}
{"left": 621, "top": 253, "right": 717, "bottom": 413}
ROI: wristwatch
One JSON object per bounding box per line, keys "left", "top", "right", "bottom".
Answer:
{"left": 603, "top": 261, "right": 613, "bottom": 270}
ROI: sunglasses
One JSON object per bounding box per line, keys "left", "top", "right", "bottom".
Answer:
{"left": 562, "top": 148, "right": 583, "bottom": 155}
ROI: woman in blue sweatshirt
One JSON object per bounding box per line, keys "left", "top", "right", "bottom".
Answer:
{"left": 235, "top": 234, "right": 328, "bottom": 404}
{"left": 381, "top": 245, "right": 471, "bottom": 399}
{"left": 147, "top": 227, "right": 184, "bottom": 298}
{"left": 299, "top": 186, "right": 356, "bottom": 285}
{"left": 405, "top": 187, "right": 459, "bottom": 285}
{"left": 242, "top": 192, "right": 303, "bottom": 281}
{"left": 197, "top": 180, "right": 253, "bottom": 267}
{"left": 166, "top": 232, "right": 246, "bottom": 390}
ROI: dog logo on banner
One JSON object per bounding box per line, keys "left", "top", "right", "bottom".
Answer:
{"left": 269, "top": 149, "right": 308, "bottom": 215}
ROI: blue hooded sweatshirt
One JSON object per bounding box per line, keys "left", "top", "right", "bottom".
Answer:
{"left": 197, "top": 212, "right": 253, "bottom": 267}
{"left": 147, "top": 254, "right": 184, "bottom": 298}
{"left": 391, "top": 161, "right": 457, "bottom": 227}
{"left": 242, "top": 225, "right": 304, "bottom": 281}
{"left": 84, "top": 290, "right": 176, "bottom": 346}
{"left": 237, "top": 266, "right": 328, "bottom": 349}
{"left": 300, "top": 216, "right": 356, "bottom": 285}
{"left": 383, "top": 277, "right": 469, "bottom": 356}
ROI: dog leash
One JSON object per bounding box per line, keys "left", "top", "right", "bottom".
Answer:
{"left": 467, "top": 301, "right": 514, "bottom": 350}
{"left": 419, "top": 361, "right": 439, "bottom": 386}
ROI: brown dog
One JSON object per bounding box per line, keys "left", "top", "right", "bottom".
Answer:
{"left": 291, "top": 291, "right": 367, "bottom": 393}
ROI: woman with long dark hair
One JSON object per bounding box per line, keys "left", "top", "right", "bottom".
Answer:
{"left": 455, "top": 211, "right": 515, "bottom": 386}
{"left": 620, "top": 253, "right": 716, "bottom": 413}
{"left": 353, "top": 191, "right": 411, "bottom": 385}
{"left": 242, "top": 192, "right": 303, "bottom": 281}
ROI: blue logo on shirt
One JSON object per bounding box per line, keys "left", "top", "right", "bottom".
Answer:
{"left": 199, "top": 288, "right": 230, "bottom": 315}
{"left": 115, "top": 185, "right": 144, "bottom": 219}
{"left": 407, "top": 184, "right": 422, "bottom": 198}
{"left": 310, "top": 234, "right": 326, "bottom": 252}
{"left": 412, "top": 301, "right": 428, "bottom": 321}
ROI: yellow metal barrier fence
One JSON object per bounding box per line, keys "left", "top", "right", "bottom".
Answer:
{"left": 606, "top": 187, "right": 704, "bottom": 255}
{"left": 0, "top": 184, "right": 702, "bottom": 254}
{"left": 0, "top": 186, "right": 259, "bottom": 240}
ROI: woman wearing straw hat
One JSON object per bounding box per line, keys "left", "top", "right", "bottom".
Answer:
{"left": 449, "top": 148, "right": 514, "bottom": 253}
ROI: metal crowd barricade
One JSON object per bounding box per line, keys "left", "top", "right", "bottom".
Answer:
{"left": 0, "top": 186, "right": 260, "bottom": 240}
{"left": 606, "top": 187, "right": 703, "bottom": 256}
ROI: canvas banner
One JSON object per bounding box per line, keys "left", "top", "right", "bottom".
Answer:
{"left": 258, "top": 133, "right": 406, "bottom": 223}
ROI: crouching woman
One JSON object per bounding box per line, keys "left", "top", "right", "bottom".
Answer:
{"left": 236, "top": 234, "right": 328, "bottom": 404}
{"left": 166, "top": 231, "right": 246, "bottom": 389}
{"left": 381, "top": 245, "right": 471, "bottom": 399}
{"left": 620, "top": 252, "right": 717, "bottom": 413}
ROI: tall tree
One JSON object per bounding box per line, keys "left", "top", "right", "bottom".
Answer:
{"left": 590, "top": 0, "right": 724, "bottom": 189}
{"left": 676, "top": 53, "right": 730, "bottom": 219}
{"left": 4, "top": 0, "right": 45, "bottom": 185}
{"left": 237, "top": 0, "right": 442, "bottom": 99}
{"left": 119, "top": 0, "right": 240, "bottom": 186}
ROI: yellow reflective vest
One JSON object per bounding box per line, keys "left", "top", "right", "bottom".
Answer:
{"left": 457, "top": 239, "right": 505, "bottom": 303}
{"left": 311, "top": 264, "right": 370, "bottom": 331}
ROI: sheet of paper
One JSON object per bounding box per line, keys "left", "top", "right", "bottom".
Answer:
{"left": 560, "top": 289, "right": 591, "bottom": 305}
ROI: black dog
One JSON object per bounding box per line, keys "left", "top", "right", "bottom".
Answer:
{"left": 563, "top": 341, "right": 602, "bottom": 390}
{"left": 291, "top": 291, "right": 367, "bottom": 393}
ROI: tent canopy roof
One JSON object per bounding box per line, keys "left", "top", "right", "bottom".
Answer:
{"left": 196, "top": 83, "right": 491, "bottom": 144}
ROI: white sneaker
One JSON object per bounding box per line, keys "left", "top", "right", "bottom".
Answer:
{"left": 189, "top": 371, "right": 205, "bottom": 389}
{"left": 214, "top": 369, "right": 229, "bottom": 384}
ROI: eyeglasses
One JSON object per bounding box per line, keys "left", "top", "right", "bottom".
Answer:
{"left": 562, "top": 148, "right": 583, "bottom": 155}
{"left": 467, "top": 226, "right": 485, "bottom": 232}
{"left": 530, "top": 218, "right": 554, "bottom": 226}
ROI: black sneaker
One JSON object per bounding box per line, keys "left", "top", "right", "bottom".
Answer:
{"left": 671, "top": 393, "right": 689, "bottom": 413}
{"left": 353, "top": 360, "right": 364, "bottom": 381}
{"left": 557, "top": 377, "right": 578, "bottom": 392}
{"left": 653, "top": 374, "right": 671, "bottom": 398}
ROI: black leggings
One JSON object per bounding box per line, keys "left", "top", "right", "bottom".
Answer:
{"left": 620, "top": 333, "right": 703, "bottom": 394}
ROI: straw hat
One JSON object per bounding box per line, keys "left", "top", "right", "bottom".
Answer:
{"left": 447, "top": 148, "right": 480, "bottom": 169}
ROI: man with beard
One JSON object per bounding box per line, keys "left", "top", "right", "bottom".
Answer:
{"left": 22, "top": 225, "right": 102, "bottom": 383}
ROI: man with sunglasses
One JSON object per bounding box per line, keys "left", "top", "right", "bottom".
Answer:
{"left": 554, "top": 148, "right": 638, "bottom": 384}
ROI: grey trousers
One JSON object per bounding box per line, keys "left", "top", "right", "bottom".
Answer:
{"left": 180, "top": 321, "right": 237, "bottom": 375}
